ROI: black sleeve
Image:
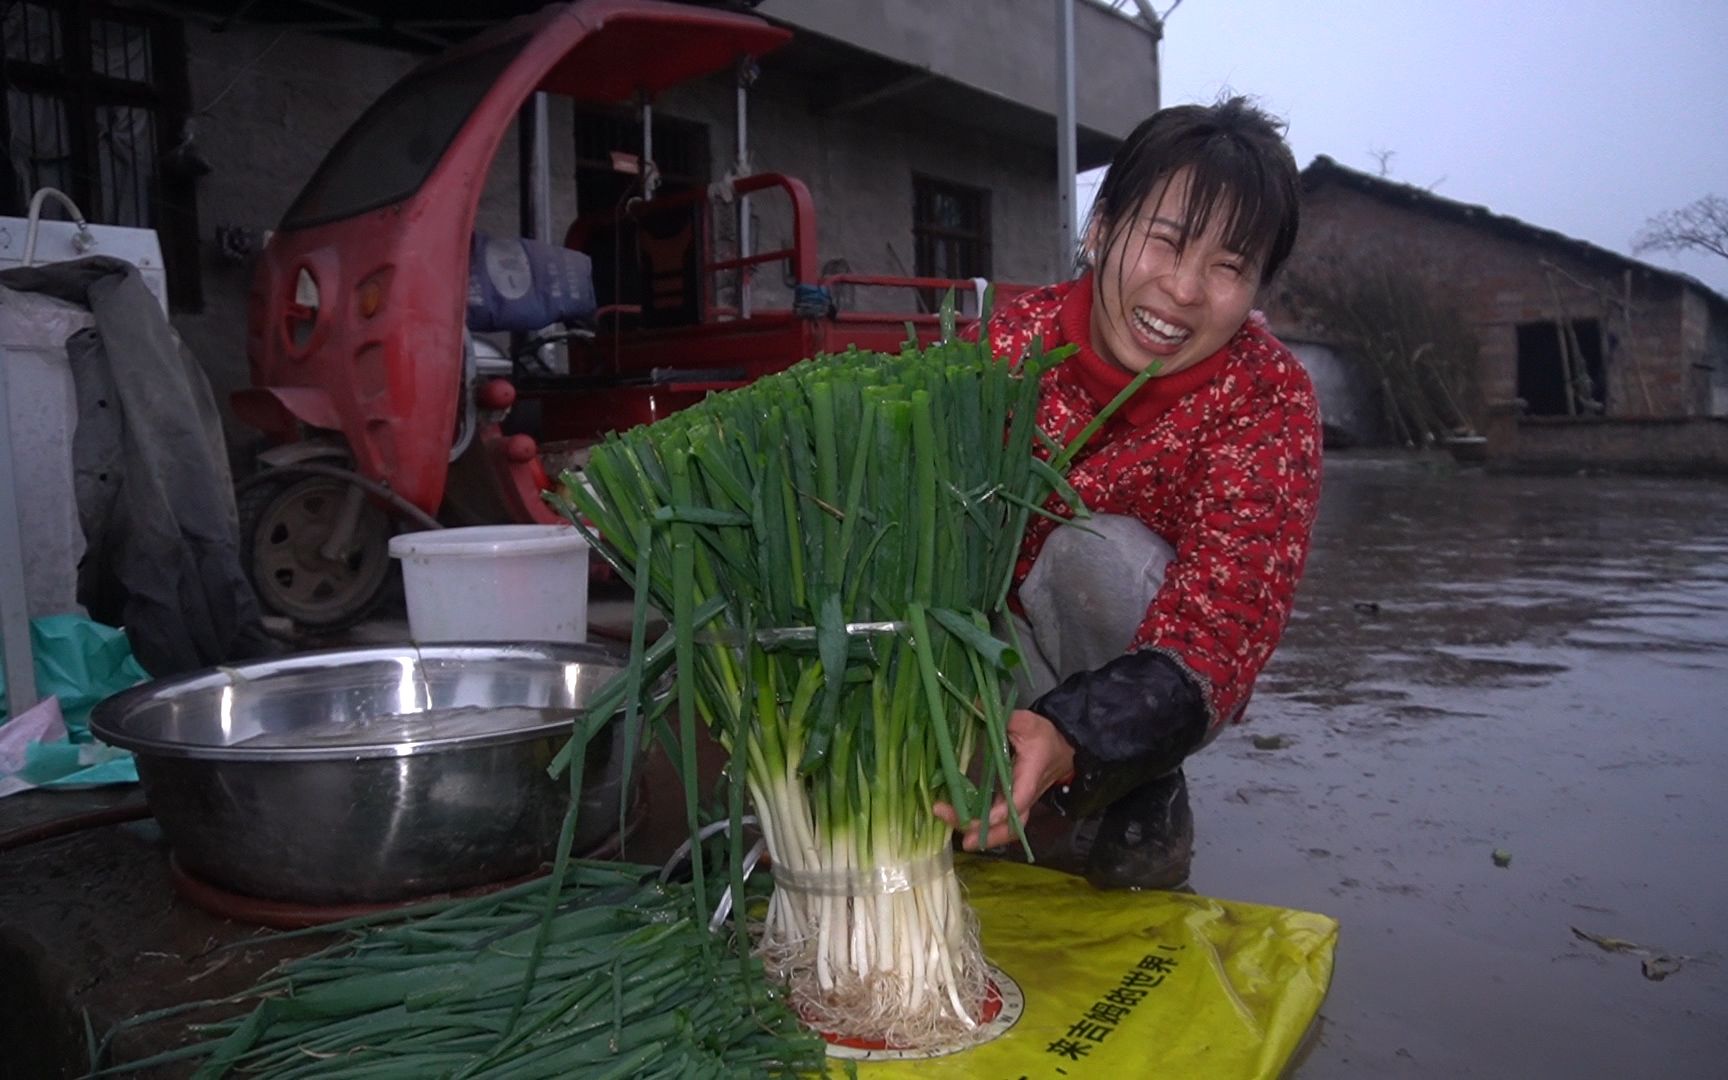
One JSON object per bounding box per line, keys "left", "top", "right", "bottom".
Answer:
{"left": 1030, "top": 648, "right": 1209, "bottom": 820}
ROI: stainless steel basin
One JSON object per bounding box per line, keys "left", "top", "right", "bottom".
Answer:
{"left": 90, "top": 642, "right": 646, "bottom": 904}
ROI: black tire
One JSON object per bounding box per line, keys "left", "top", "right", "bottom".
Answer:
{"left": 241, "top": 474, "right": 397, "bottom": 632}
{"left": 235, "top": 476, "right": 288, "bottom": 574}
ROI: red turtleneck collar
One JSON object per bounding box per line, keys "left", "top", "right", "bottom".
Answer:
{"left": 1057, "top": 273, "right": 1231, "bottom": 428}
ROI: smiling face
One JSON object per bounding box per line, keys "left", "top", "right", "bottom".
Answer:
{"left": 1088, "top": 167, "right": 1264, "bottom": 377}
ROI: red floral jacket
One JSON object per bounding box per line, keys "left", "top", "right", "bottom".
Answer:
{"left": 976, "top": 275, "right": 1322, "bottom": 731}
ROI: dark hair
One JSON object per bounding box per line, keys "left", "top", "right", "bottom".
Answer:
{"left": 1083, "top": 95, "right": 1300, "bottom": 283}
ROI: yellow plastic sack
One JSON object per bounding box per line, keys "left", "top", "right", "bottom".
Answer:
{"left": 840, "top": 857, "right": 1338, "bottom": 1078}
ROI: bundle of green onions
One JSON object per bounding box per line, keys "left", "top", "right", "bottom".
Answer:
{"left": 560, "top": 318, "right": 1144, "bottom": 1048}
{"left": 94, "top": 319, "right": 1142, "bottom": 1073}
{"left": 92, "top": 861, "right": 828, "bottom": 1078}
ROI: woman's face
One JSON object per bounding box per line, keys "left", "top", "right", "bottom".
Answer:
{"left": 1089, "top": 167, "right": 1263, "bottom": 376}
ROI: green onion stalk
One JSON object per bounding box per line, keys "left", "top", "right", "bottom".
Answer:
{"left": 89, "top": 862, "right": 829, "bottom": 1078}
{"left": 559, "top": 311, "right": 1146, "bottom": 1049}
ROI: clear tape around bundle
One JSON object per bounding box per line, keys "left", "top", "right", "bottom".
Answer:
{"left": 694, "top": 621, "right": 908, "bottom": 647}
{"left": 770, "top": 849, "right": 954, "bottom": 898}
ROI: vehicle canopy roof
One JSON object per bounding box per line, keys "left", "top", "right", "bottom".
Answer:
{"left": 279, "top": 0, "right": 790, "bottom": 229}
{"left": 475, "top": 0, "right": 791, "bottom": 103}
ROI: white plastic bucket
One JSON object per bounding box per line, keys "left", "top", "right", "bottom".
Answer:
{"left": 388, "top": 525, "right": 590, "bottom": 644}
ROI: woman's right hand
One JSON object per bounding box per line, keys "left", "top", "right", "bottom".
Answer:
{"left": 933, "top": 709, "right": 1075, "bottom": 851}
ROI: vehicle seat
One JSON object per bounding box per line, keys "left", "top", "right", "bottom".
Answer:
{"left": 635, "top": 200, "right": 704, "bottom": 329}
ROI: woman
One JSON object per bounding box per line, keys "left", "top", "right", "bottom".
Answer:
{"left": 937, "top": 97, "right": 1321, "bottom": 889}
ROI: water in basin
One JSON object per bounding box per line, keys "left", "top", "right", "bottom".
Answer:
{"left": 232, "top": 704, "right": 578, "bottom": 749}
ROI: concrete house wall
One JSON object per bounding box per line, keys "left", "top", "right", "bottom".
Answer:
{"left": 1267, "top": 159, "right": 1728, "bottom": 472}
{"left": 757, "top": 0, "right": 1161, "bottom": 142}
{"left": 647, "top": 74, "right": 1061, "bottom": 314}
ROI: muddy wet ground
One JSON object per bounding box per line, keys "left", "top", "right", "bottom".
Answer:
{"left": 1190, "top": 454, "right": 1728, "bottom": 1077}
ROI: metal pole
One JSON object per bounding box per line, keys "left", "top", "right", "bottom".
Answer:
{"left": 530, "top": 93, "right": 552, "bottom": 244}
{"left": 516, "top": 95, "right": 542, "bottom": 241}
{"left": 640, "top": 98, "right": 658, "bottom": 200}
{"left": 736, "top": 61, "right": 755, "bottom": 319}
{"left": 1056, "top": 0, "right": 1078, "bottom": 275}
{"left": 514, "top": 93, "right": 555, "bottom": 364}
{"left": 0, "top": 350, "right": 40, "bottom": 715}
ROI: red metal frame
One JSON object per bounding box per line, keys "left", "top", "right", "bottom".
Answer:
{"left": 541, "top": 171, "right": 1027, "bottom": 443}
{"left": 564, "top": 171, "right": 819, "bottom": 328}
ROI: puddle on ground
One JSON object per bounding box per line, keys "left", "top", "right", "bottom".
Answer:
{"left": 1179, "top": 455, "right": 1728, "bottom": 1079}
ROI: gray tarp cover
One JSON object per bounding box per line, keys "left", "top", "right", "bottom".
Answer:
{"left": 0, "top": 256, "right": 271, "bottom": 676}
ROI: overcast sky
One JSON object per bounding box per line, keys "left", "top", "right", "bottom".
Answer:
{"left": 1082, "top": 0, "right": 1728, "bottom": 295}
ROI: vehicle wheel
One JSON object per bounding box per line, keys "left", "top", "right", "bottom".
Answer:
{"left": 246, "top": 475, "right": 395, "bottom": 630}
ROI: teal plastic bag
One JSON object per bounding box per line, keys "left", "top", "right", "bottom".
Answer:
{"left": 1, "top": 614, "right": 149, "bottom": 790}
{"left": 20, "top": 737, "right": 138, "bottom": 788}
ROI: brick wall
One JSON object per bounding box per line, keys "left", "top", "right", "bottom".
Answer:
{"left": 1508, "top": 416, "right": 1728, "bottom": 475}
{"left": 1707, "top": 298, "right": 1728, "bottom": 417}
{"left": 1265, "top": 184, "right": 1700, "bottom": 420}
{"left": 1679, "top": 288, "right": 1728, "bottom": 417}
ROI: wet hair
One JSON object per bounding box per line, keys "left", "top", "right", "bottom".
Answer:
{"left": 1083, "top": 95, "right": 1300, "bottom": 285}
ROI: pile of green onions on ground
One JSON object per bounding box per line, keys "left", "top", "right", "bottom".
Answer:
{"left": 91, "top": 861, "right": 828, "bottom": 1077}
{"left": 560, "top": 312, "right": 1143, "bottom": 1048}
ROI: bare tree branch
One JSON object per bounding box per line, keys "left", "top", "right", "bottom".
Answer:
{"left": 1632, "top": 195, "right": 1728, "bottom": 262}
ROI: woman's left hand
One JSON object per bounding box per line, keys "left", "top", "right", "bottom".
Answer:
{"left": 933, "top": 709, "right": 1075, "bottom": 851}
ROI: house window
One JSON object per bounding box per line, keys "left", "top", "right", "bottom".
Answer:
{"left": 1516, "top": 318, "right": 1605, "bottom": 417}
{"left": 913, "top": 174, "right": 991, "bottom": 311}
{"left": 1, "top": 1, "right": 199, "bottom": 309}
{"left": 571, "top": 108, "right": 709, "bottom": 316}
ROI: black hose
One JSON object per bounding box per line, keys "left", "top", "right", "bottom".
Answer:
{"left": 236, "top": 463, "right": 442, "bottom": 532}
